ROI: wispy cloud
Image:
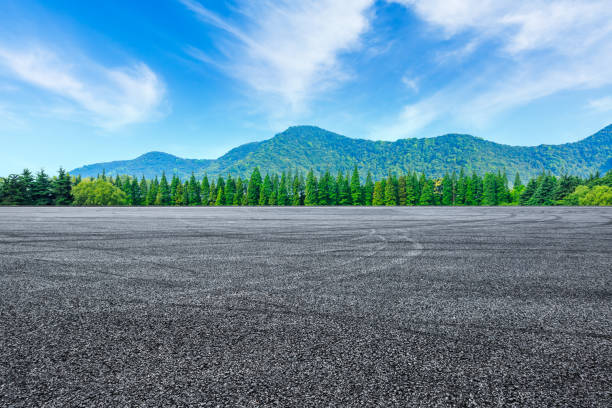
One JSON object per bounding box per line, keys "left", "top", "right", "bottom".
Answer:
{"left": 181, "top": 0, "right": 375, "bottom": 111}
{"left": 588, "top": 97, "right": 612, "bottom": 113}
{"left": 381, "top": 0, "right": 612, "bottom": 137}
{"left": 0, "top": 44, "right": 165, "bottom": 129}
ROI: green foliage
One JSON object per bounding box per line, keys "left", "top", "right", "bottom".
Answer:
{"left": 72, "top": 178, "right": 127, "bottom": 206}
{"left": 4, "top": 166, "right": 610, "bottom": 207}
{"left": 247, "top": 167, "right": 262, "bottom": 206}
{"left": 580, "top": 185, "right": 612, "bottom": 205}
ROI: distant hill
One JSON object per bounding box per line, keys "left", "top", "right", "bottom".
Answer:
{"left": 71, "top": 125, "right": 612, "bottom": 180}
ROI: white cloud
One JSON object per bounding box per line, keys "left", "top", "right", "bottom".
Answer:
{"left": 383, "top": 0, "right": 612, "bottom": 137}
{"left": 181, "top": 0, "right": 375, "bottom": 110}
{"left": 401, "top": 75, "right": 418, "bottom": 92}
{"left": 588, "top": 97, "right": 612, "bottom": 113}
{"left": 0, "top": 45, "right": 165, "bottom": 129}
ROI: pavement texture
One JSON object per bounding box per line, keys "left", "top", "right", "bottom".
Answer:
{"left": 0, "top": 206, "right": 611, "bottom": 407}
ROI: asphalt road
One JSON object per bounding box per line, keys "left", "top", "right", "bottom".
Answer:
{"left": 1, "top": 207, "right": 611, "bottom": 407}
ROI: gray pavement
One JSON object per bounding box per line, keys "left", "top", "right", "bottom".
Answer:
{"left": 0, "top": 207, "right": 611, "bottom": 406}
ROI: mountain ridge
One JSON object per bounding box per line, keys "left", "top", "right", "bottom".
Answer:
{"left": 71, "top": 125, "right": 612, "bottom": 180}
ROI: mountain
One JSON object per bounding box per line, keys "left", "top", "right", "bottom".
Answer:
{"left": 71, "top": 125, "right": 612, "bottom": 180}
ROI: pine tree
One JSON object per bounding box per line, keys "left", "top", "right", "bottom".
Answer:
{"left": 53, "top": 168, "right": 73, "bottom": 205}
{"left": 406, "top": 174, "right": 417, "bottom": 205}
{"left": 398, "top": 176, "right": 407, "bottom": 206}
{"left": 208, "top": 181, "right": 216, "bottom": 205}
{"left": 513, "top": 172, "right": 522, "bottom": 190}
{"left": 139, "top": 177, "right": 148, "bottom": 205}
{"left": 419, "top": 179, "right": 434, "bottom": 205}
{"left": 442, "top": 173, "right": 453, "bottom": 206}
{"left": 170, "top": 175, "right": 180, "bottom": 205}
{"left": 256, "top": 174, "right": 270, "bottom": 205}
{"left": 225, "top": 175, "right": 235, "bottom": 205}
{"left": 32, "top": 169, "right": 54, "bottom": 205}
{"left": 155, "top": 172, "right": 171, "bottom": 206}
{"left": 364, "top": 172, "right": 374, "bottom": 206}
{"left": 337, "top": 171, "right": 351, "bottom": 205}
{"left": 188, "top": 173, "right": 201, "bottom": 205}
{"left": 372, "top": 181, "right": 384, "bottom": 206}
{"left": 482, "top": 173, "right": 497, "bottom": 206}
{"left": 304, "top": 170, "right": 318, "bottom": 206}
{"left": 520, "top": 178, "right": 538, "bottom": 205}
{"left": 350, "top": 165, "right": 362, "bottom": 205}
{"left": 464, "top": 178, "right": 475, "bottom": 205}
{"left": 215, "top": 182, "right": 225, "bottom": 206}
{"left": 277, "top": 172, "right": 289, "bottom": 206}
{"left": 175, "top": 182, "right": 184, "bottom": 206}
{"left": 247, "top": 168, "right": 262, "bottom": 206}
{"left": 146, "top": 177, "right": 158, "bottom": 206}
{"left": 495, "top": 171, "right": 510, "bottom": 204}
{"left": 129, "top": 177, "right": 141, "bottom": 205}
{"left": 384, "top": 174, "right": 397, "bottom": 206}
{"left": 472, "top": 173, "right": 483, "bottom": 204}
{"left": 201, "top": 175, "right": 210, "bottom": 206}
{"left": 234, "top": 177, "right": 244, "bottom": 205}
{"left": 528, "top": 174, "right": 557, "bottom": 206}
{"left": 318, "top": 171, "right": 330, "bottom": 205}
{"left": 292, "top": 174, "right": 302, "bottom": 206}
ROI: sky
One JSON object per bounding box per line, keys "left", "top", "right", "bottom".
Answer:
{"left": 1, "top": 0, "right": 611, "bottom": 174}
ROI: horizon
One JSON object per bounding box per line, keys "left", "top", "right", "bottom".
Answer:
{"left": 1, "top": 0, "right": 612, "bottom": 174}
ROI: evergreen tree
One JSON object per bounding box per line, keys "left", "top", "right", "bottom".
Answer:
{"left": 528, "top": 174, "right": 557, "bottom": 206}
{"left": 513, "top": 172, "right": 523, "bottom": 189}
{"left": 495, "top": 171, "right": 510, "bottom": 204}
{"left": 139, "top": 177, "right": 148, "bottom": 205}
{"left": 520, "top": 178, "right": 538, "bottom": 205}
{"left": 337, "top": 171, "right": 351, "bottom": 205}
{"left": 442, "top": 173, "right": 453, "bottom": 206}
{"left": 225, "top": 175, "right": 235, "bottom": 205}
{"left": 372, "top": 181, "right": 384, "bottom": 206}
{"left": 292, "top": 174, "right": 303, "bottom": 206}
{"left": 53, "top": 168, "right": 73, "bottom": 205}
{"left": 419, "top": 180, "right": 435, "bottom": 205}
{"left": 384, "top": 174, "right": 397, "bottom": 206}
{"left": 201, "top": 175, "right": 210, "bottom": 206}
{"left": 129, "top": 177, "right": 142, "bottom": 205}
{"left": 155, "top": 172, "right": 171, "bottom": 205}
{"left": 32, "top": 169, "right": 54, "bottom": 205}
{"left": 188, "top": 173, "right": 201, "bottom": 205}
{"left": 305, "top": 170, "right": 318, "bottom": 206}
{"left": 472, "top": 172, "right": 483, "bottom": 204}
{"left": 247, "top": 168, "right": 262, "bottom": 205}
{"left": 398, "top": 176, "right": 407, "bottom": 206}
{"left": 170, "top": 175, "right": 180, "bottom": 205}
{"left": 146, "top": 177, "right": 158, "bottom": 206}
{"left": 215, "top": 182, "right": 225, "bottom": 206}
{"left": 234, "top": 177, "right": 244, "bottom": 205}
{"left": 364, "top": 172, "right": 374, "bottom": 206}
{"left": 258, "top": 174, "right": 272, "bottom": 205}
{"left": 350, "top": 165, "right": 362, "bottom": 205}
{"left": 553, "top": 174, "right": 581, "bottom": 202}
{"left": 406, "top": 174, "right": 417, "bottom": 205}
{"left": 0, "top": 174, "right": 26, "bottom": 205}
{"left": 482, "top": 173, "right": 497, "bottom": 206}
{"left": 277, "top": 173, "right": 289, "bottom": 206}
{"left": 208, "top": 181, "right": 216, "bottom": 205}
{"left": 318, "top": 171, "right": 330, "bottom": 205}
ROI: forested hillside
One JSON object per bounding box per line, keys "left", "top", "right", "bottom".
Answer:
{"left": 70, "top": 125, "right": 612, "bottom": 180}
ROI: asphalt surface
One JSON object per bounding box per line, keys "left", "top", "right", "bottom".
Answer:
{"left": 0, "top": 207, "right": 611, "bottom": 407}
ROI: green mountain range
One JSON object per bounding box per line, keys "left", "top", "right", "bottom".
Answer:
{"left": 71, "top": 125, "right": 612, "bottom": 180}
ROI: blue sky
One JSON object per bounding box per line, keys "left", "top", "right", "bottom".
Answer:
{"left": 1, "top": 0, "right": 611, "bottom": 174}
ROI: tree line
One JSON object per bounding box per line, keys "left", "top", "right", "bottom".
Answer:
{"left": 1, "top": 167, "right": 611, "bottom": 206}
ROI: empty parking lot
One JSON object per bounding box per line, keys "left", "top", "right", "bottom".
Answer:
{"left": 1, "top": 207, "right": 611, "bottom": 406}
